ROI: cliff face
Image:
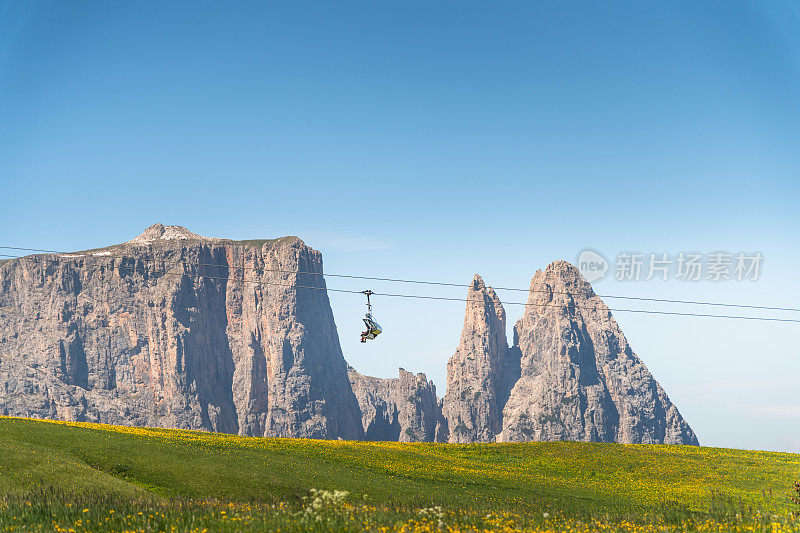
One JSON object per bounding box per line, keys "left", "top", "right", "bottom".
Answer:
{"left": 0, "top": 224, "right": 696, "bottom": 445}
{"left": 499, "top": 261, "right": 698, "bottom": 445}
{"left": 0, "top": 224, "right": 363, "bottom": 439}
{"left": 347, "top": 366, "right": 444, "bottom": 442}
{"left": 441, "top": 275, "right": 519, "bottom": 443}
{"left": 440, "top": 264, "right": 697, "bottom": 445}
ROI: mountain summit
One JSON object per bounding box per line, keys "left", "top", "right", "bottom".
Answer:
{"left": 126, "top": 223, "right": 216, "bottom": 244}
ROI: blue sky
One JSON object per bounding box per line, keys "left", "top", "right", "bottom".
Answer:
{"left": 1, "top": 1, "right": 799, "bottom": 451}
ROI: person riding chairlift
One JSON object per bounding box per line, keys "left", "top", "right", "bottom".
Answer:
{"left": 360, "top": 314, "right": 382, "bottom": 343}
{"left": 360, "top": 290, "right": 382, "bottom": 343}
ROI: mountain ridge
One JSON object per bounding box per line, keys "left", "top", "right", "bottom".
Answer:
{"left": 0, "top": 224, "right": 697, "bottom": 445}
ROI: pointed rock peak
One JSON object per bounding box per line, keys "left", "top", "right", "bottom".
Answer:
{"left": 127, "top": 224, "right": 219, "bottom": 244}
{"left": 466, "top": 274, "right": 504, "bottom": 319}
{"left": 468, "top": 273, "right": 501, "bottom": 300}
{"left": 543, "top": 260, "right": 586, "bottom": 281}
{"left": 443, "top": 273, "right": 517, "bottom": 443}
{"left": 532, "top": 260, "right": 595, "bottom": 297}
{"left": 505, "top": 259, "right": 699, "bottom": 446}
{"left": 470, "top": 274, "right": 486, "bottom": 291}
{"left": 545, "top": 259, "right": 580, "bottom": 272}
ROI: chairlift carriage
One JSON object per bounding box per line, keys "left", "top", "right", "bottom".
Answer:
{"left": 360, "top": 290, "right": 382, "bottom": 343}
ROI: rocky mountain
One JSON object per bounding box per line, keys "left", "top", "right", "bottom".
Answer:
{"left": 0, "top": 224, "right": 697, "bottom": 445}
{"left": 0, "top": 224, "right": 363, "bottom": 439}
{"left": 441, "top": 275, "right": 520, "bottom": 443}
{"left": 441, "top": 262, "right": 697, "bottom": 445}
{"left": 499, "top": 261, "right": 697, "bottom": 445}
{"left": 347, "top": 366, "right": 445, "bottom": 442}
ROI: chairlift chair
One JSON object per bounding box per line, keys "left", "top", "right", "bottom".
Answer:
{"left": 360, "top": 290, "right": 382, "bottom": 343}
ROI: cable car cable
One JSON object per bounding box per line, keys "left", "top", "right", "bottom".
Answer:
{"left": 1, "top": 245, "right": 796, "bottom": 313}
{"left": 1, "top": 252, "right": 798, "bottom": 323}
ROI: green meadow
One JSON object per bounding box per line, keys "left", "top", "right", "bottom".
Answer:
{"left": 0, "top": 416, "right": 798, "bottom": 532}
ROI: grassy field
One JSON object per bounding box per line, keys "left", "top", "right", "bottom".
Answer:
{"left": 0, "top": 416, "right": 798, "bottom": 532}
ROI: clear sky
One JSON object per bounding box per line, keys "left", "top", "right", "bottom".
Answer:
{"left": 1, "top": 1, "right": 799, "bottom": 452}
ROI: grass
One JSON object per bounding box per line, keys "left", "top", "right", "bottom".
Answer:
{"left": 0, "top": 416, "right": 798, "bottom": 531}
{"left": 231, "top": 236, "right": 298, "bottom": 248}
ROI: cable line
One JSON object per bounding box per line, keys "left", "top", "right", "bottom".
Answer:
{"left": 1, "top": 251, "right": 799, "bottom": 323}
{"left": 2, "top": 244, "right": 798, "bottom": 313}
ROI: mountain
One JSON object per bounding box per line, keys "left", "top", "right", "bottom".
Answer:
{"left": 444, "top": 262, "right": 698, "bottom": 445}
{"left": 441, "top": 275, "right": 520, "bottom": 443}
{"left": 0, "top": 224, "right": 697, "bottom": 445}
{"left": 347, "top": 366, "right": 445, "bottom": 442}
{"left": 0, "top": 224, "right": 363, "bottom": 439}
{"left": 500, "top": 261, "right": 697, "bottom": 444}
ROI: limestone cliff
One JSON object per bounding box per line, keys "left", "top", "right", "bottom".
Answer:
{"left": 0, "top": 224, "right": 363, "bottom": 439}
{"left": 0, "top": 225, "right": 697, "bottom": 445}
{"left": 347, "top": 366, "right": 444, "bottom": 442}
{"left": 499, "top": 261, "right": 698, "bottom": 445}
{"left": 441, "top": 265, "right": 697, "bottom": 445}
{"left": 441, "top": 275, "right": 520, "bottom": 443}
